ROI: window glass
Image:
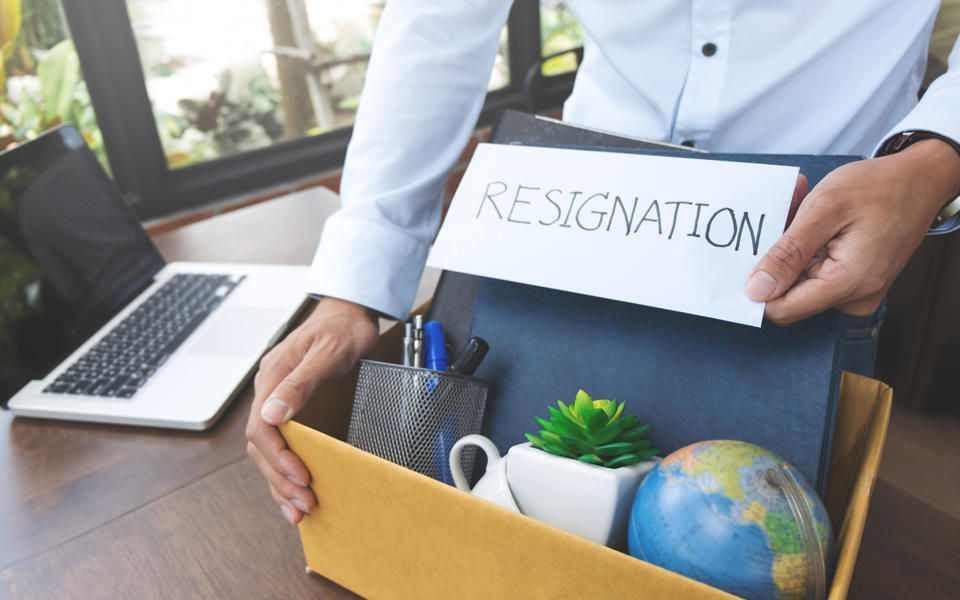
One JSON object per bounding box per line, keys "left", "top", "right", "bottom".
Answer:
{"left": 0, "top": 0, "right": 108, "bottom": 170}
{"left": 128, "top": 0, "right": 511, "bottom": 169}
{"left": 540, "top": 1, "right": 583, "bottom": 76}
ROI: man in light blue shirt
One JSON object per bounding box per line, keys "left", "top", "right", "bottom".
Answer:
{"left": 246, "top": 1, "right": 960, "bottom": 525}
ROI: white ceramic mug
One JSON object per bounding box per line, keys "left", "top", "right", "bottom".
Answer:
{"left": 451, "top": 434, "right": 659, "bottom": 548}
{"left": 449, "top": 434, "right": 520, "bottom": 512}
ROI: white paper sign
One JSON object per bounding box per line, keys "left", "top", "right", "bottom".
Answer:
{"left": 427, "top": 144, "right": 799, "bottom": 327}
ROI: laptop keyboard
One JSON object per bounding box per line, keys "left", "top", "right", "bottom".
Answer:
{"left": 43, "top": 273, "right": 245, "bottom": 398}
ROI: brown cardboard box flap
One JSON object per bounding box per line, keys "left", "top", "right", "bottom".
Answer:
{"left": 283, "top": 420, "right": 739, "bottom": 600}
{"left": 826, "top": 373, "right": 892, "bottom": 599}
{"left": 283, "top": 360, "right": 891, "bottom": 600}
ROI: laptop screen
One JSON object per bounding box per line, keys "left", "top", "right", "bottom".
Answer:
{"left": 0, "top": 126, "right": 165, "bottom": 402}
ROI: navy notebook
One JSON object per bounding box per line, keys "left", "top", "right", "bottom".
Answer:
{"left": 459, "top": 111, "right": 861, "bottom": 494}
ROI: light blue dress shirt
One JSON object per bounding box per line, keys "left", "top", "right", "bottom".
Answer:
{"left": 306, "top": 0, "right": 960, "bottom": 321}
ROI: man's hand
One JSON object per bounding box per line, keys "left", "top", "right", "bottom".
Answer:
{"left": 245, "top": 297, "right": 379, "bottom": 524}
{"left": 746, "top": 139, "right": 960, "bottom": 326}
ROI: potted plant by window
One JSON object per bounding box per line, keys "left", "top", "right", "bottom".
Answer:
{"left": 510, "top": 389, "right": 660, "bottom": 549}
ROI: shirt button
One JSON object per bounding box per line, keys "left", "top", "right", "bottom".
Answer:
{"left": 701, "top": 43, "right": 717, "bottom": 57}
{"left": 681, "top": 140, "right": 696, "bottom": 148}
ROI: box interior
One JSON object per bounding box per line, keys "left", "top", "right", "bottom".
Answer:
{"left": 284, "top": 318, "right": 892, "bottom": 600}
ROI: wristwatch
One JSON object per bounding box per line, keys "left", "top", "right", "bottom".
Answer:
{"left": 878, "top": 130, "right": 960, "bottom": 236}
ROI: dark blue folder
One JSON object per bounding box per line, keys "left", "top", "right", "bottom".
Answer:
{"left": 464, "top": 111, "right": 862, "bottom": 494}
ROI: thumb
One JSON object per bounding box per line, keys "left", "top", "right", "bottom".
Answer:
{"left": 785, "top": 174, "right": 809, "bottom": 227}
{"left": 259, "top": 350, "right": 338, "bottom": 425}
{"left": 745, "top": 179, "right": 833, "bottom": 303}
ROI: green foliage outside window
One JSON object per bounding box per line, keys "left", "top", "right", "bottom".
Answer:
{"left": 540, "top": 1, "right": 584, "bottom": 76}
{"left": 0, "top": 0, "right": 108, "bottom": 170}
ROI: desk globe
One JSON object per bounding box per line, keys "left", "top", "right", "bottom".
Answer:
{"left": 628, "top": 440, "right": 833, "bottom": 600}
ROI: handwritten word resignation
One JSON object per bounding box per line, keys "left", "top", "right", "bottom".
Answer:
{"left": 476, "top": 181, "right": 769, "bottom": 255}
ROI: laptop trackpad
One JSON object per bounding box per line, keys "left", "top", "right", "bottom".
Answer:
{"left": 188, "top": 306, "right": 286, "bottom": 357}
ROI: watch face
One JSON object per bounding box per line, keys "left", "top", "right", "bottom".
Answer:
{"left": 888, "top": 132, "right": 916, "bottom": 154}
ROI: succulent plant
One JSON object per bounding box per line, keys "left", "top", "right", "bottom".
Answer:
{"left": 526, "top": 389, "right": 659, "bottom": 468}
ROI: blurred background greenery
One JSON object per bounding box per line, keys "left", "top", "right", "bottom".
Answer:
{"left": 1, "top": 1, "right": 584, "bottom": 173}
{"left": 1, "top": 0, "right": 108, "bottom": 169}
{"left": 540, "top": 1, "right": 582, "bottom": 76}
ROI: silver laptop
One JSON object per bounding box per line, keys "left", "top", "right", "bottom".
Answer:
{"left": 2, "top": 125, "right": 309, "bottom": 429}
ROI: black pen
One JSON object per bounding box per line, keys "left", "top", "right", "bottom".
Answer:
{"left": 448, "top": 337, "right": 489, "bottom": 376}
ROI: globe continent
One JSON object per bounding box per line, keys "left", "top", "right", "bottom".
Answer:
{"left": 628, "top": 440, "right": 832, "bottom": 600}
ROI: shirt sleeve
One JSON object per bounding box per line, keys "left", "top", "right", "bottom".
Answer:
{"left": 874, "top": 33, "right": 960, "bottom": 234}
{"left": 306, "top": 0, "right": 514, "bottom": 321}
{"left": 874, "top": 33, "right": 960, "bottom": 154}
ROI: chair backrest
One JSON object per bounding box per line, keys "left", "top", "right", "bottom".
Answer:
{"left": 521, "top": 47, "right": 583, "bottom": 114}
{"left": 919, "top": 0, "right": 958, "bottom": 94}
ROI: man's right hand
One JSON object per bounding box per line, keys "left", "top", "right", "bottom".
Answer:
{"left": 245, "top": 297, "right": 379, "bottom": 525}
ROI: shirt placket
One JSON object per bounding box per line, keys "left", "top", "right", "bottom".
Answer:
{"left": 673, "top": 0, "right": 733, "bottom": 149}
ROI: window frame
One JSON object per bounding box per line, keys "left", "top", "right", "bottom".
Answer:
{"left": 61, "top": 0, "right": 576, "bottom": 221}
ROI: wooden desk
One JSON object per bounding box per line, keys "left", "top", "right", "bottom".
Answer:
{"left": 1, "top": 188, "right": 956, "bottom": 599}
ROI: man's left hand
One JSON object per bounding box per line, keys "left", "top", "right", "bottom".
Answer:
{"left": 746, "top": 138, "right": 960, "bottom": 326}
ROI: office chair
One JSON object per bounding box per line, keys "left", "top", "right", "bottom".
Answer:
{"left": 522, "top": 47, "right": 583, "bottom": 114}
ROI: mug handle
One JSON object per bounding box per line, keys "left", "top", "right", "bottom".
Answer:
{"left": 449, "top": 434, "right": 502, "bottom": 491}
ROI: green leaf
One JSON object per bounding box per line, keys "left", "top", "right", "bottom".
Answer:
{"left": 573, "top": 389, "right": 593, "bottom": 415}
{"left": 541, "top": 430, "right": 563, "bottom": 445}
{"left": 594, "top": 442, "right": 636, "bottom": 457}
{"left": 39, "top": 40, "right": 80, "bottom": 123}
{"left": 536, "top": 416, "right": 557, "bottom": 434}
{"left": 591, "top": 419, "right": 630, "bottom": 446}
{"left": 559, "top": 435, "right": 593, "bottom": 455}
{"left": 622, "top": 425, "right": 653, "bottom": 442}
{"left": 1, "top": 0, "right": 22, "bottom": 52}
{"left": 178, "top": 98, "right": 202, "bottom": 115}
{"left": 1, "top": 0, "right": 21, "bottom": 96}
{"left": 554, "top": 419, "right": 588, "bottom": 440}
{"left": 250, "top": 95, "right": 274, "bottom": 113}
{"left": 542, "top": 443, "right": 576, "bottom": 459}
{"left": 582, "top": 407, "right": 608, "bottom": 434}
{"left": 593, "top": 414, "right": 638, "bottom": 445}
{"left": 634, "top": 424, "right": 653, "bottom": 437}
{"left": 577, "top": 453, "right": 604, "bottom": 466}
{"left": 525, "top": 433, "right": 546, "bottom": 449}
{"left": 595, "top": 399, "right": 617, "bottom": 419}
{"left": 547, "top": 406, "right": 573, "bottom": 426}
{"left": 603, "top": 454, "right": 641, "bottom": 469}
{"left": 635, "top": 448, "right": 661, "bottom": 461}
{"left": 610, "top": 401, "right": 625, "bottom": 422}
{"left": 19, "top": 92, "right": 39, "bottom": 125}
{"left": 556, "top": 401, "right": 582, "bottom": 426}
{"left": 336, "top": 94, "right": 360, "bottom": 111}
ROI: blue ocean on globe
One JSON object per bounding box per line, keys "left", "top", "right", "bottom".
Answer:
{"left": 628, "top": 440, "right": 833, "bottom": 600}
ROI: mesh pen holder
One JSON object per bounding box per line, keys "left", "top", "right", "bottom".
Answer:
{"left": 347, "top": 359, "right": 491, "bottom": 483}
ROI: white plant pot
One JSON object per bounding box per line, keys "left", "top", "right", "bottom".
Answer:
{"left": 506, "top": 442, "right": 660, "bottom": 549}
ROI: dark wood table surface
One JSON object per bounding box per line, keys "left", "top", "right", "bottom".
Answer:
{"left": 1, "top": 188, "right": 956, "bottom": 599}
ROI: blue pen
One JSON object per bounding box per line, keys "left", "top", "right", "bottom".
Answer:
{"left": 434, "top": 412, "right": 456, "bottom": 486}
{"left": 423, "top": 321, "right": 455, "bottom": 484}
{"left": 423, "top": 321, "right": 448, "bottom": 371}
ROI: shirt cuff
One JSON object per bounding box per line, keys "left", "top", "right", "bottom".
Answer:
{"left": 872, "top": 71, "right": 960, "bottom": 235}
{"left": 305, "top": 214, "right": 428, "bottom": 322}
{"left": 872, "top": 92, "right": 960, "bottom": 157}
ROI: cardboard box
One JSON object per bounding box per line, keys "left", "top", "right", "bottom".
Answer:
{"left": 283, "top": 318, "right": 892, "bottom": 600}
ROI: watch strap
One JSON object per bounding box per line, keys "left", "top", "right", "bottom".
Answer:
{"left": 877, "top": 130, "right": 960, "bottom": 159}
